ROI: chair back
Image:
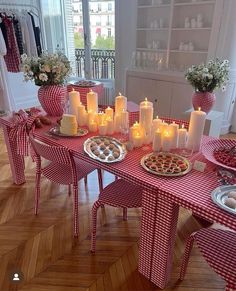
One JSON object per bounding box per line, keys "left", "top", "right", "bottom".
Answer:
{"left": 29, "top": 135, "right": 71, "bottom": 165}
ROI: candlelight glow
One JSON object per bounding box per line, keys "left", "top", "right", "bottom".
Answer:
{"left": 156, "top": 128, "right": 161, "bottom": 133}
{"left": 72, "top": 88, "right": 75, "bottom": 91}
{"left": 182, "top": 124, "right": 185, "bottom": 129}
{"left": 173, "top": 121, "right": 175, "bottom": 124}
{"left": 165, "top": 131, "right": 170, "bottom": 137}
{"left": 198, "top": 107, "right": 201, "bottom": 111}
{"left": 119, "top": 92, "right": 122, "bottom": 96}
{"left": 145, "top": 97, "right": 148, "bottom": 101}
{"left": 89, "top": 89, "right": 93, "bottom": 93}
{"left": 156, "top": 115, "right": 159, "bottom": 119}
{"left": 136, "top": 132, "right": 140, "bottom": 137}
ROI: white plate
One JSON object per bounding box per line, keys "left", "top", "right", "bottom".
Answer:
{"left": 211, "top": 185, "right": 236, "bottom": 215}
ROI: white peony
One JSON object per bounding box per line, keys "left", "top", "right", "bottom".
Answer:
{"left": 39, "top": 73, "right": 48, "bottom": 82}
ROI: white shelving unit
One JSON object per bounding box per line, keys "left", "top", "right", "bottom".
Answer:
{"left": 135, "top": 0, "right": 222, "bottom": 71}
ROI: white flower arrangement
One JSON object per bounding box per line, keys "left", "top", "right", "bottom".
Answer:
{"left": 185, "top": 59, "right": 230, "bottom": 93}
{"left": 21, "top": 52, "right": 71, "bottom": 86}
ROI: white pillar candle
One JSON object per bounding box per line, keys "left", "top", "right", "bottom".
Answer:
{"left": 186, "top": 108, "right": 206, "bottom": 152}
{"left": 129, "top": 121, "right": 141, "bottom": 142}
{"left": 77, "top": 103, "right": 86, "bottom": 126}
{"left": 159, "top": 121, "right": 168, "bottom": 133}
{"left": 69, "top": 89, "right": 80, "bottom": 119}
{"left": 133, "top": 132, "right": 143, "bottom": 148}
{"left": 106, "top": 118, "right": 114, "bottom": 135}
{"left": 169, "top": 121, "right": 179, "bottom": 149}
{"left": 88, "top": 111, "right": 96, "bottom": 124}
{"left": 162, "top": 131, "right": 172, "bottom": 152}
{"left": 178, "top": 124, "right": 187, "bottom": 149}
{"left": 98, "top": 122, "right": 107, "bottom": 135}
{"left": 152, "top": 128, "right": 162, "bottom": 152}
{"left": 97, "top": 112, "right": 106, "bottom": 125}
{"left": 88, "top": 120, "right": 98, "bottom": 133}
{"left": 152, "top": 116, "right": 162, "bottom": 132}
{"left": 139, "top": 98, "right": 153, "bottom": 135}
{"left": 87, "top": 90, "right": 98, "bottom": 113}
{"left": 114, "top": 113, "right": 121, "bottom": 133}
{"left": 115, "top": 93, "right": 127, "bottom": 114}
{"left": 120, "top": 109, "right": 129, "bottom": 128}
{"left": 105, "top": 106, "right": 114, "bottom": 120}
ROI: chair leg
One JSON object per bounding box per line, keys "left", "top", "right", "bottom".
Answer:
{"left": 68, "top": 184, "right": 71, "bottom": 196}
{"left": 91, "top": 200, "right": 103, "bottom": 253}
{"left": 34, "top": 171, "right": 41, "bottom": 215}
{"left": 97, "top": 169, "right": 103, "bottom": 192}
{"left": 179, "top": 234, "right": 195, "bottom": 280}
{"left": 73, "top": 183, "right": 79, "bottom": 237}
{"left": 84, "top": 175, "right": 88, "bottom": 187}
{"left": 123, "top": 207, "right": 128, "bottom": 221}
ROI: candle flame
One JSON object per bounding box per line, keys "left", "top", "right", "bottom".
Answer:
{"left": 182, "top": 124, "right": 185, "bottom": 129}
{"left": 72, "top": 88, "right": 75, "bottom": 91}
{"left": 156, "top": 115, "right": 159, "bottom": 119}
{"left": 107, "top": 106, "right": 110, "bottom": 109}
{"left": 145, "top": 97, "right": 148, "bottom": 101}
{"left": 136, "top": 132, "right": 140, "bottom": 137}
{"left": 173, "top": 121, "right": 175, "bottom": 124}
{"left": 90, "top": 89, "right": 93, "bottom": 93}
{"left": 198, "top": 107, "right": 201, "bottom": 111}
{"left": 119, "top": 92, "right": 122, "bottom": 96}
{"left": 157, "top": 128, "right": 161, "bottom": 133}
{"left": 165, "top": 131, "right": 170, "bottom": 137}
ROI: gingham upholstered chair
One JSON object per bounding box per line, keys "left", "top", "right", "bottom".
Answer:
{"left": 30, "top": 135, "right": 103, "bottom": 237}
{"left": 180, "top": 228, "right": 236, "bottom": 291}
{"left": 90, "top": 179, "right": 142, "bottom": 252}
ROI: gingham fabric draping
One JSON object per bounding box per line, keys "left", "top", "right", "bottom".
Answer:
{"left": 2, "top": 17, "right": 21, "bottom": 73}
{"left": 0, "top": 28, "right": 15, "bottom": 111}
{"left": 180, "top": 228, "right": 236, "bottom": 290}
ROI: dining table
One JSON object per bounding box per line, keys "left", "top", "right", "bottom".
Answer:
{"left": 0, "top": 112, "right": 236, "bottom": 289}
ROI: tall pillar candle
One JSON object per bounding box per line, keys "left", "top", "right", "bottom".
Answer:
{"left": 178, "top": 124, "right": 187, "bottom": 149}
{"left": 120, "top": 109, "right": 129, "bottom": 128}
{"left": 186, "top": 108, "right": 206, "bottom": 152}
{"left": 88, "top": 119, "right": 98, "bottom": 133}
{"left": 139, "top": 98, "right": 153, "bottom": 135}
{"left": 77, "top": 103, "right": 86, "bottom": 126}
{"left": 169, "top": 121, "right": 179, "bottom": 149}
{"left": 129, "top": 121, "right": 141, "bottom": 142}
{"left": 115, "top": 93, "right": 127, "bottom": 114}
{"left": 69, "top": 89, "right": 80, "bottom": 119}
{"left": 152, "top": 129, "right": 162, "bottom": 152}
{"left": 152, "top": 116, "right": 162, "bottom": 133}
{"left": 87, "top": 90, "right": 98, "bottom": 113}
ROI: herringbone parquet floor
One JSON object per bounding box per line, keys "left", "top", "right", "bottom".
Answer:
{"left": 0, "top": 128, "right": 230, "bottom": 291}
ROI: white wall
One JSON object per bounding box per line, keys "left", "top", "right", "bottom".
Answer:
{"left": 115, "top": 0, "right": 137, "bottom": 94}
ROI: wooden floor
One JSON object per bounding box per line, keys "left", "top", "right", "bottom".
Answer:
{"left": 0, "top": 129, "right": 232, "bottom": 291}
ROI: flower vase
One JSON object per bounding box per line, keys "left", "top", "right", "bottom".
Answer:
{"left": 38, "top": 85, "right": 67, "bottom": 116}
{"left": 192, "top": 91, "right": 216, "bottom": 114}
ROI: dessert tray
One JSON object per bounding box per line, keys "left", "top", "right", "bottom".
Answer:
{"left": 74, "top": 80, "right": 96, "bottom": 87}
{"left": 49, "top": 126, "right": 88, "bottom": 137}
{"left": 84, "top": 136, "right": 127, "bottom": 163}
{"left": 202, "top": 139, "right": 236, "bottom": 171}
{"left": 141, "top": 152, "right": 192, "bottom": 177}
{"left": 211, "top": 185, "right": 236, "bottom": 215}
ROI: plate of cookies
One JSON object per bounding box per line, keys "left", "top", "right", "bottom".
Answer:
{"left": 211, "top": 185, "right": 236, "bottom": 215}
{"left": 84, "top": 136, "right": 127, "bottom": 163}
{"left": 141, "top": 152, "right": 192, "bottom": 177}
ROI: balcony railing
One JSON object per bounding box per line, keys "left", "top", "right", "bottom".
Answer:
{"left": 75, "top": 48, "right": 115, "bottom": 79}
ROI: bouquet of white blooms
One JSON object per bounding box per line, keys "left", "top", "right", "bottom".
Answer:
{"left": 21, "top": 52, "right": 71, "bottom": 86}
{"left": 185, "top": 59, "right": 230, "bottom": 93}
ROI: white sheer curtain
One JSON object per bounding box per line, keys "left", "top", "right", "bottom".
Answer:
{"left": 0, "top": 29, "right": 16, "bottom": 111}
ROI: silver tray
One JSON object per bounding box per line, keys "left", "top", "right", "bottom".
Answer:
{"left": 141, "top": 152, "right": 192, "bottom": 177}
{"left": 211, "top": 185, "right": 236, "bottom": 215}
{"left": 49, "top": 126, "right": 88, "bottom": 137}
{"left": 84, "top": 136, "right": 127, "bottom": 163}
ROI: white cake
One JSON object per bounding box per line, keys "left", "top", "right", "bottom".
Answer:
{"left": 60, "top": 114, "right": 78, "bottom": 135}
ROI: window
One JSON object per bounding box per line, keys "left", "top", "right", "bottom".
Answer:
{"left": 79, "top": 4, "right": 82, "bottom": 12}
{"left": 79, "top": 16, "right": 83, "bottom": 25}
{"left": 98, "top": 3, "right": 101, "bottom": 12}
{"left": 107, "top": 15, "right": 112, "bottom": 26}
{"left": 108, "top": 28, "right": 111, "bottom": 37}
{"left": 108, "top": 3, "right": 112, "bottom": 11}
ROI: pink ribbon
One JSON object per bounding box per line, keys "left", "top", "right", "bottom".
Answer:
{"left": 9, "top": 109, "right": 40, "bottom": 156}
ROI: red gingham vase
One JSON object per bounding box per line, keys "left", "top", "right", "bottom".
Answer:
{"left": 192, "top": 91, "right": 216, "bottom": 114}
{"left": 38, "top": 85, "right": 67, "bottom": 116}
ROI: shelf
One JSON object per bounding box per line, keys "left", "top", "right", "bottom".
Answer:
{"left": 174, "top": 1, "right": 215, "bottom": 7}
{"left": 138, "top": 4, "right": 170, "bottom": 8}
{"left": 170, "top": 49, "right": 208, "bottom": 53}
{"left": 137, "top": 48, "right": 167, "bottom": 52}
{"left": 171, "top": 27, "right": 211, "bottom": 31}
{"left": 137, "top": 28, "right": 169, "bottom": 31}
